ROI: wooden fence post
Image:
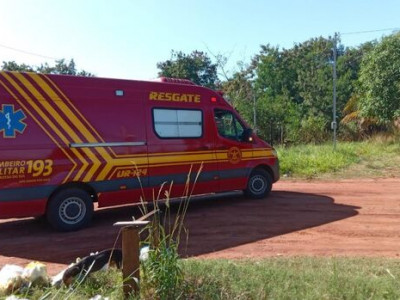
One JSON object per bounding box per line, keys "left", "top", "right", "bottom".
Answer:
{"left": 114, "top": 210, "right": 159, "bottom": 298}
{"left": 122, "top": 226, "right": 140, "bottom": 296}
{"left": 114, "top": 220, "right": 149, "bottom": 298}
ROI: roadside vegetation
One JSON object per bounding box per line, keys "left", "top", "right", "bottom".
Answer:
{"left": 277, "top": 134, "right": 400, "bottom": 179}
{"left": 181, "top": 258, "right": 400, "bottom": 300}
{"left": 16, "top": 257, "right": 400, "bottom": 299}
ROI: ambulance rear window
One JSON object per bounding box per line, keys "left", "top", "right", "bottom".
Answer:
{"left": 153, "top": 108, "right": 203, "bottom": 138}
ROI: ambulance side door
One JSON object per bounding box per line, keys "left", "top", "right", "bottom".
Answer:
{"left": 213, "top": 108, "right": 254, "bottom": 192}
{"left": 146, "top": 101, "right": 219, "bottom": 199}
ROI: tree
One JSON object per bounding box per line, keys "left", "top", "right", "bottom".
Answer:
{"left": 248, "top": 38, "right": 336, "bottom": 143}
{"left": 1, "top": 59, "right": 94, "bottom": 76}
{"left": 358, "top": 33, "right": 400, "bottom": 123}
{"left": 337, "top": 40, "right": 376, "bottom": 104}
{"left": 157, "top": 50, "right": 218, "bottom": 89}
{"left": 291, "top": 37, "right": 337, "bottom": 118}
{"left": 1, "top": 61, "right": 35, "bottom": 72}
{"left": 222, "top": 69, "right": 255, "bottom": 126}
{"left": 340, "top": 41, "right": 379, "bottom": 137}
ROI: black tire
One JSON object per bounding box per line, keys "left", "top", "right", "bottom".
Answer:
{"left": 47, "top": 188, "right": 93, "bottom": 232}
{"left": 244, "top": 169, "right": 272, "bottom": 199}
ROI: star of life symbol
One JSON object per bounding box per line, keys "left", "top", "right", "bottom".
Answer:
{"left": 0, "top": 104, "right": 27, "bottom": 138}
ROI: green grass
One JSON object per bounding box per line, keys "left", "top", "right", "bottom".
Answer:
{"left": 277, "top": 137, "right": 400, "bottom": 179}
{"left": 10, "top": 257, "right": 400, "bottom": 300}
{"left": 182, "top": 257, "right": 400, "bottom": 300}
{"left": 5, "top": 269, "right": 124, "bottom": 300}
{"left": 185, "top": 258, "right": 400, "bottom": 299}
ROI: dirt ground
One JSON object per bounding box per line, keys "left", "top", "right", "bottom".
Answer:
{"left": 1, "top": 178, "right": 400, "bottom": 275}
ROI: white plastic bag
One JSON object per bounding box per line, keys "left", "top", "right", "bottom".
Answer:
{"left": 0, "top": 265, "right": 24, "bottom": 295}
{"left": 5, "top": 295, "right": 29, "bottom": 300}
{"left": 89, "top": 295, "right": 110, "bottom": 300}
{"left": 22, "top": 261, "right": 48, "bottom": 285}
{"left": 140, "top": 246, "right": 150, "bottom": 262}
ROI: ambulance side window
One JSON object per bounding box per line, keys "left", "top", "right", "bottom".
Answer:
{"left": 214, "top": 109, "right": 245, "bottom": 142}
{"left": 153, "top": 108, "right": 203, "bottom": 138}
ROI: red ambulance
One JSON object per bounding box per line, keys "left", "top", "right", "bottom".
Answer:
{"left": 0, "top": 72, "right": 279, "bottom": 231}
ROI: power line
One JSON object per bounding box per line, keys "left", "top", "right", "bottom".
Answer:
{"left": 341, "top": 27, "right": 400, "bottom": 35}
{"left": 0, "top": 43, "right": 58, "bottom": 60}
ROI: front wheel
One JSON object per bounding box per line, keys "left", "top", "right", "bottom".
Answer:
{"left": 47, "top": 188, "right": 93, "bottom": 231}
{"left": 244, "top": 169, "right": 272, "bottom": 199}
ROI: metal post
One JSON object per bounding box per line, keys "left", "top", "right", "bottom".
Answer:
{"left": 332, "top": 32, "right": 338, "bottom": 150}
{"left": 253, "top": 94, "right": 257, "bottom": 132}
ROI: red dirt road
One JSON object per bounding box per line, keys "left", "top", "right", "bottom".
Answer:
{"left": 1, "top": 178, "right": 400, "bottom": 275}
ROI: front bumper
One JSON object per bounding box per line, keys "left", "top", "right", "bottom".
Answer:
{"left": 271, "top": 158, "right": 280, "bottom": 182}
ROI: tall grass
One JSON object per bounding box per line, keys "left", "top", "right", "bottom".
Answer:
{"left": 140, "top": 163, "right": 203, "bottom": 300}
{"left": 277, "top": 136, "right": 400, "bottom": 178}
{"left": 14, "top": 269, "right": 123, "bottom": 300}
{"left": 20, "top": 257, "right": 400, "bottom": 299}
{"left": 182, "top": 257, "right": 400, "bottom": 300}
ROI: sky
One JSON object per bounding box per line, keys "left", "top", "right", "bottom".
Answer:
{"left": 0, "top": 0, "right": 398, "bottom": 80}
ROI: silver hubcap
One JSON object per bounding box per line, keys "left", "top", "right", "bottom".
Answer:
{"left": 250, "top": 175, "right": 266, "bottom": 194}
{"left": 59, "top": 197, "right": 86, "bottom": 225}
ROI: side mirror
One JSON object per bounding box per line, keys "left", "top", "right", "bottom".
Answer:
{"left": 242, "top": 128, "right": 253, "bottom": 143}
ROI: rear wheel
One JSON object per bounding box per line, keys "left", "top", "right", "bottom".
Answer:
{"left": 244, "top": 169, "right": 272, "bottom": 199}
{"left": 47, "top": 188, "right": 93, "bottom": 231}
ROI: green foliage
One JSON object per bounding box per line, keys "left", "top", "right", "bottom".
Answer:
{"left": 277, "top": 142, "right": 359, "bottom": 178}
{"left": 226, "top": 36, "right": 363, "bottom": 144}
{"left": 12, "top": 257, "right": 400, "bottom": 300}
{"left": 358, "top": 33, "right": 400, "bottom": 123}
{"left": 222, "top": 70, "right": 254, "bottom": 118}
{"left": 140, "top": 164, "right": 202, "bottom": 299}
{"left": 141, "top": 240, "right": 183, "bottom": 299}
{"left": 157, "top": 50, "right": 218, "bottom": 89}
{"left": 182, "top": 257, "right": 400, "bottom": 300}
{"left": 1, "top": 61, "right": 35, "bottom": 72}
{"left": 140, "top": 203, "right": 185, "bottom": 299}
{"left": 277, "top": 137, "right": 400, "bottom": 178}
{"left": 1, "top": 59, "right": 94, "bottom": 76}
{"left": 18, "top": 269, "right": 123, "bottom": 300}
{"left": 297, "top": 115, "right": 329, "bottom": 143}
{"left": 292, "top": 37, "right": 335, "bottom": 117}
{"left": 220, "top": 36, "right": 388, "bottom": 144}
{"left": 337, "top": 41, "right": 376, "bottom": 110}
{"left": 338, "top": 121, "right": 364, "bottom": 141}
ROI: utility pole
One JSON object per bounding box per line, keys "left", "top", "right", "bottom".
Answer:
{"left": 253, "top": 94, "right": 257, "bottom": 133}
{"left": 332, "top": 32, "right": 338, "bottom": 150}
